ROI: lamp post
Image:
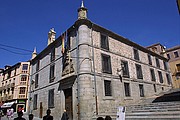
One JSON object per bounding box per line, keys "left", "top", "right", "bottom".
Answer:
{"left": 117, "top": 64, "right": 125, "bottom": 82}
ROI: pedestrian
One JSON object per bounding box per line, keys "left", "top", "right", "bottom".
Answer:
{"left": 0, "top": 109, "right": 3, "bottom": 120}
{"left": 61, "top": 110, "right": 69, "bottom": 120}
{"left": 29, "top": 114, "right": 34, "bottom": 120}
{"left": 97, "top": 117, "right": 104, "bottom": 120}
{"left": 7, "top": 108, "right": 13, "bottom": 120}
{"left": 13, "top": 111, "right": 26, "bottom": 120}
{"left": 105, "top": 116, "right": 112, "bottom": 120}
{"left": 43, "top": 109, "right": 53, "bottom": 120}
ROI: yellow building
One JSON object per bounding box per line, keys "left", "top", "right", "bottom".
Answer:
{"left": 166, "top": 46, "right": 180, "bottom": 88}
{"left": 0, "top": 62, "right": 30, "bottom": 112}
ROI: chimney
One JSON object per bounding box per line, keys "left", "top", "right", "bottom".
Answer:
{"left": 48, "top": 28, "right": 56, "bottom": 45}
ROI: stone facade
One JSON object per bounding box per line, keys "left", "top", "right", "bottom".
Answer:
{"left": 29, "top": 3, "right": 172, "bottom": 120}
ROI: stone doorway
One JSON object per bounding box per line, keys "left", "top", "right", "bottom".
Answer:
{"left": 64, "top": 88, "right": 73, "bottom": 120}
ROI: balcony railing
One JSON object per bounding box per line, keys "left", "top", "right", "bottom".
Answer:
{"left": 18, "top": 94, "right": 26, "bottom": 99}
{"left": 21, "top": 70, "right": 28, "bottom": 74}
{"left": 20, "top": 81, "right": 27, "bottom": 85}
{"left": 7, "top": 95, "right": 13, "bottom": 100}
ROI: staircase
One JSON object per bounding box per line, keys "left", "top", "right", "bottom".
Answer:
{"left": 125, "top": 102, "right": 180, "bottom": 120}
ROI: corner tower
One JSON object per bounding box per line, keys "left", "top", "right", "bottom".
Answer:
{"left": 78, "top": 1, "right": 88, "bottom": 19}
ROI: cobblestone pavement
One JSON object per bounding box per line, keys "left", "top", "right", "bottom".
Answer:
{"left": 1, "top": 112, "right": 42, "bottom": 120}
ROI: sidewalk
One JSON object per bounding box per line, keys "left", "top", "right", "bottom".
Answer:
{"left": 1, "top": 112, "right": 42, "bottom": 120}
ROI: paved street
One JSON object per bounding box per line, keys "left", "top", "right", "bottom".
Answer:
{"left": 1, "top": 112, "right": 42, "bottom": 120}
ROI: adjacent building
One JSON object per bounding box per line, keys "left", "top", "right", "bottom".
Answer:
{"left": 29, "top": 2, "right": 172, "bottom": 120}
{"left": 165, "top": 46, "right": 180, "bottom": 88}
{"left": 0, "top": 62, "right": 30, "bottom": 112}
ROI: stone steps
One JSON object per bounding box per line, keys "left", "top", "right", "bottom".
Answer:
{"left": 125, "top": 102, "right": 180, "bottom": 120}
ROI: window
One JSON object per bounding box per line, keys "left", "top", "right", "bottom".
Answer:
{"left": 19, "top": 87, "right": 26, "bottom": 94}
{"left": 121, "top": 61, "right": 129, "bottom": 78}
{"left": 33, "top": 94, "right": 38, "bottom": 110}
{"left": 101, "top": 34, "right": 109, "bottom": 50}
{"left": 14, "top": 68, "right": 17, "bottom": 76}
{"left": 49, "top": 64, "right": 55, "bottom": 83}
{"left": 35, "top": 74, "right": 39, "bottom": 88}
{"left": 104, "top": 80, "right": 112, "bottom": 96}
{"left": 158, "top": 71, "right": 163, "bottom": 83}
{"left": 101, "top": 54, "right": 112, "bottom": 74}
{"left": 148, "top": 54, "right": 152, "bottom": 65}
{"left": 48, "top": 89, "right": 54, "bottom": 108}
{"left": 51, "top": 48, "right": 55, "bottom": 62}
{"left": 150, "top": 69, "right": 156, "bottom": 81}
{"left": 176, "top": 64, "right": 180, "bottom": 71}
{"left": 156, "top": 58, "right": 160, "bottom": 68}
{"left": 166, "top": 73, "right": 171, "bottom": 85}
{"left": 124, "top": 83, "right": 130, "bottom": 97}
{"left": 21, "top": 75, "right": 27, "bottom": 81}
{"left": 22, "top": 64, "right": 28, "bottom": 70}
{"left": 139, "top": 84, "right": 144, "bottom": 97}
{"left": 36, "top": 60, "right": 40, "bottom": 72}
{"left": 133, "top": 48, "right": 139, "bottom": 60}
{"left": 167, "top": 54, "right": 170, "bottom": 59}
{"left": 153, "top": 84, "right": 157, "bottom": 92}
{"left": 174, "top": 51, "right": 179, "bottom": 58}
{"left": 163, "top": 61, "right": 168, "bottom": 70}
{"left": 7, "top": 71, "right": 11, "bottom": 79}
{"left": 136, "top": 64, "right": 143, "bottom": 79}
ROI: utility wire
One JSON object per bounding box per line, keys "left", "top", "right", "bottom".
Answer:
{"left": 0, "top": 47, "right": 31, "bottom": 55}
{"left": 0, "top": 43, "right": 33, "bottom": 53}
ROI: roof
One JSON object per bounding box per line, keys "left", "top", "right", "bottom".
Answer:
{"left": 31, "top": 19, "right": 168, "bottom": 64}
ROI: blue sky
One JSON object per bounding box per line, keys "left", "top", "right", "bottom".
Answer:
{"left": 0, "top": 0, "right": 179, "bottom": 68}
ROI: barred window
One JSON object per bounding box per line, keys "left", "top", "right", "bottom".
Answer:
{"left": 22, "top": 64, "right": 28, "bottom": 70}
{"left": 101, "top": 34, "right": 109, "bottom": 50}
{"left": 136, "top": 64, "right": 143, "bottom": 79}
{"left": 121, "top": 60, "right": 129, "bottom": 78}
{"left": 19, "top": 87, "right": 26, "bottom": 94}
{"left": 156, "top": 58, "right": 160, "bottom": 68}
{"left": 35, "top": 74, "right": 39, "bottom": 88}
{"left": 139, "top": 84, "right": 144, "bottom": 97}
{"left": 49, "top": 64, "right": 55, "bottom": 83}
{"left": 36, "top": 60, "right": 40, "bottom": 72}
{"left": 21, "top": 75, "right": 27, "bottom": 81}
{"left": 148, "top": 54, "right": 152, "bottom": 65}
{"left": 48, "top": 89, "right": 54, "bottom": 108}
{"left": 166, "top": 73, "right": 171, "bottom": 85}
{"left": 102, "top": 54, "right": 112, "bottom": 74}
{"left": 150, "top": 69, "right": 156, "bottom": 81}
{"left": 124, "top": 83, "right": 130, "bottom": 97}
{"left": 33, "top": 94, "right": 38, "bottom": 110}
{"left": 158, "top": 71, "right": 163, "bottom": 83}
{"left": 51, "top": 48, "right": 55, "bottom": 62}
{"left": 104, "top": 80, "right": 112, "bottom": 96}
{"left": 134, "top": 48, "right": 139, "bottom": 60}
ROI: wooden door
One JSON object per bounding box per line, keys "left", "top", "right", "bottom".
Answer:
{"left": 64, "top": 88, "right": 73, "bottom": 120}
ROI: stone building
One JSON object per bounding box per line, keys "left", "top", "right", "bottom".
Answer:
{"left": 0, "top": 62, "right": 30, "bottom": 112}
{"left": 29, "top": 2, "right": 172, "bottom": 120}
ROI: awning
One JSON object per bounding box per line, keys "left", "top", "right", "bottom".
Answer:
{"left": 1, "top": 102, "right": 15, "bottom": 108}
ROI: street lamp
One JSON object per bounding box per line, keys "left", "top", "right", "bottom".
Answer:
{"left": 117, "top": 64, "right": 124, "bottom": 82}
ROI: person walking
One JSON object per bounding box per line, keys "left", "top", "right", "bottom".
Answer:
{"left": 29, "top": 114, "right": 34, "bottom": 120}
{"left": 43, "top": 109, "right": 53, "bottom": 120}
{"left": 61, "top": 110, "right": 69, "bottom": 120}
{"left": 13, "top": 111, "right": 26, "bottom": 120}
{"left": 7, "top": 108, "right": 13, "bottom": 120}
